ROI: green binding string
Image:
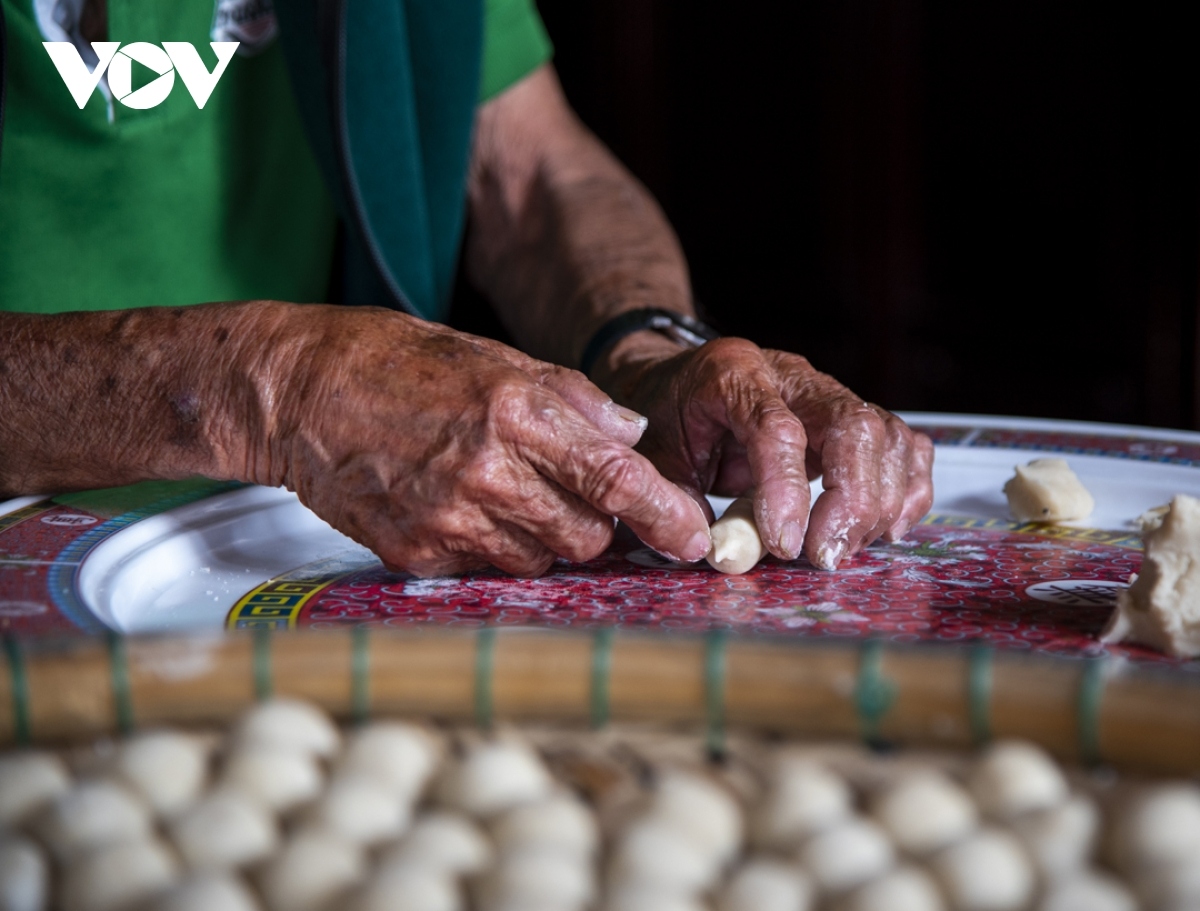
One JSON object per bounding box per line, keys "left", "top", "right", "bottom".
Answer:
{"left": 4, "top": 637, "right": 30, "bottom": 745}
{"left": 705, "top": 630, "right": 728, "bottom": 758}
{"left": 253, "top": 629, "right": 272, "bottom": 701}
{"left": 968, "top": 643, "right": 994, "bottom": 745}
{"left": 351, "top": 626, "right": 370, "bottom": 725}
{"left": 590, "top": 629, "right": 614, "bottom": 729}
{"left": 475, "top": 628, "right": 496, "bottom": 729}
{"left": 855, "top": 639, "right": 896, "bottom": 747}
{"left": 106, "top": 632, "right": 134, "bottom": 735}
{"left": 1077, "top": 657, "right": 1107, "bottom": 766}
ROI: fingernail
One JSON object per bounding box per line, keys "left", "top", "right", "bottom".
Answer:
{"left": 779, "top": 521, "right": 805, "bottom": 560}
{"left": 816, "top": 540, "right": 846, "bottom": 571}
{"left": 685, "top": 530, "right": 712, "bottom": 562}
{"left": 607, "top": 401, "right": 649, "bottom": 434}
{"left": 885, "top": 520, "right": 911, "bottom": 543}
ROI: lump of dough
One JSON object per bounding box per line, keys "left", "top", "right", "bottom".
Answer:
{"left": 798, "top": 816, "right": 895, "bottom": 895}
{"left": 168, "top": 788, "right": 279, "bottom": 871}
{"left": 347, "top": 866, "right": 461, "bottom": 911}
{"left": 148, "top": 873, "right": 261, "bottom": 911}
{"left": 304, "top": 773, "right": 410, "bottom": 846}
{"left": 707, "top": 498, "right": 768, "bottom": 575}
{"left": 380, "top": 811, "right": 492, "bottom": 876}
{"left": 931, "top": 828, "right": 1034, "bottom": 911}
{"left": 1003, "top": 458, "right": 1094, "bottom": 523}
{"left": 113, "top": 730, "right": 208, "bottom": 818}
{"left": 608, "top": 816, "right": 720, "bottom": 893}
{"left": 221, "top": 744, "right": 323, "bottom": 813}
{"left": 257, "top": 829, "right": 367, "bottom": 911}
{"left": 1102, "top": 494, "right": 1200, "bottom": 657}
{"left": 31, "top": 779, "right": 153, "bottom": 861}
{"left": 967, "top": 740, "right": 1068, "bottom": 819}
{"left": 61, "top": 838, "right": 179, "bottom": 911}
{"left": 1106, "top": 782, "right": 1200, "bottom": 873}
{"left": 474, "top": 845, "right": 596, "bottom": 911}
{"left": 751, "top": 758, "right": 852, "bottom": 851}
{"left": 872, "top": 772, "right": 978, "bottom": 856}
{"left": 0, "top": 834, "right": 49, "bottom": 911}
{"left": 0, "top": 753, "right": 70, "bottom": 827}
{"left": 1011, "top": 794, "right": 1098, "bottom": 878}
{"left": 717, "top": 858, "right": 813, "bottom": 911}
{"left": 233, "top": 698, "right": 340, "bottom": 758}
{"left": 844, "top": 866, "right": 946, "bottom": 911}
{"left": 436, "top": 739, "right": 553, "bottom": 818}
{"left": 491, "top": 793, "right": 599, "bottom": 859}
{"left": 1039, "top": 871, "right": 1136, "bottom": 911}
{"left": 337, "top": 722, "right": 441, "bottom": 802}
{"left": 646, "top": 770, "right": 743, "bottom": 866}
{"left": 604, "top": 887, "right": 707, "bottom": 911}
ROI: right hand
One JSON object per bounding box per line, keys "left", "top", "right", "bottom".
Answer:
{"left": 255, "top": 306, "right": 712, "bottom": 577}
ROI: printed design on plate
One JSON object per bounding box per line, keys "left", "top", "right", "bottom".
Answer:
{"left": 913, "top": 424, "right": 1200, "bottom": 468}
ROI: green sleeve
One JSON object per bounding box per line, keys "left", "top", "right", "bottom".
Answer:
{"left": 479, "top": 0, "right": 554, "bottom": 101}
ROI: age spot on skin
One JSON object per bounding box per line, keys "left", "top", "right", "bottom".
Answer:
{"left": 213, "top": 327, "right": 230, "bottom": 344}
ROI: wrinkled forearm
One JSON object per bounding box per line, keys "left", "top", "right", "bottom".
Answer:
{"left": 464, "top": 65, "right": 696, "bottom": 379}
{"left": 0, "top": 302, "right": 309, "bottom": 498}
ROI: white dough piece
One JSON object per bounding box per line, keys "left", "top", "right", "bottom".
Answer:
{"left": 751, "top": 758, "right": 852, "bottom": 850}
{"left": 931, "top": 828, "right": 1035, "bottom": 911}
{"left": 608, "top": 816, "right": 720, "bottom": 893}
{"left": 221, "top": 744, "right": 323, "bottom": 813}
{"left": 1107, "top": 782, "right": 1200, "bottom": 873}
{"left": 707, "top": 498, "right": 768, "bottom": 575}
{"left": 647, "top": 769, "right": 743, "bottom": 866}
{"left": 844, "top": 866, "right": 946, "bottom": 911}
{"left": 347, "top": 866, "right": 461, "bottom": 911}
{"left": 436, "top": 739, "right": 553, "bottom": 818}
{"left": 798, "top": 816, "right": 895, "bottom": 895}
{"left": 491, "top": 794, "right": 599, "bottom": 858}
{"left": 233, "top": 698, "right": 340, "bottom": 758}
{"left": 1011, "top": 793, "right": 1098, "bottom": 878}
{"left": 257, "top": 829, "right": 367, "bottom": 911}
{"left": 337, "top": 722, "right": 441, "bottom": 801}
{"left": 60, "top": 838, "right": 179, "bottom": 911}
{"left": 1131, "top": 851, "right": 1200, "bottom": 908}
{"left": 32, "top": 779, "right": 153, "bottom": 861}
{"left": 717, "top": 858, "right": 813, "bottom": 911}
{"left": 1039, "top": 871, "right": 1136, "bottom": 911}
{"left": 1002, "top": 458, "right": 1094, "bottom": 523}
{"left": 475, "top": 845, "right": 596, "bottom": 911}
{"left": 305, "top": 773, "right": 411, "bottom": 845}
{"left": 872, "top": 772, "right": 978, "bottom": 856}
{"left": 380, "top": 811, "right": 492, "bottom": 876}
{"left": 1103, "top": 494, "right": 1200, "bottom": 657}
{"left": 604, "top": 888, "right": 707, "bottom": 911}
{"left": 0, "top": 835, "right": 49, "bottom": 911}
{"left": 113, "top": 730, "right": 208, "bottom": 817}
{"left": 0, "top": 752, "right": 70, "bottom": 826}
{"left": 148, "top": 873, "right": 261, "bottom": 911}
{"left": 967, "top": 740, "right": 1068, "bottom": 819}
{"left": 168, "top": 788, "right": 279, "bottom": 871}
{"left": 1135, "top": 503, "right": 1171, "bottom": 533}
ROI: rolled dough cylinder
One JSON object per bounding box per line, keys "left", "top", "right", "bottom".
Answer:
{"left": 233, "top": 698, "right": 340, "bottom": 759}
{"left": 32, "top": 780, "right": 153, "bottom": 862}
{"left": 337, "top": 722, "right": 442, "bottom": 802}
{"left": 1002, "top": 459, "right": 1094, "bottom": 523}
{"left": 647, "top": 770, "right": 743, "bottom": 866}
{"left": 491, "top": 794, "right": 599, "bottom": 859}
{"left": 931, "top": 828, "right": 1034, "bottom": 911}
{"left": 474, "top": 844, "right": 595, "bottom": 910}
{"left": 1039, "top": 871, "right": 1136, "bottom": 911}
{"left": 608, "top": 816, "right": 720, "bottom": 893}
{"left": 967, "top": 741, "right": 1068, "bottom": 820}
{"left": 114, "top": 730, "right": 208, "bottom": 818}
{"left": 60, "top": 838, "right": 179, "bottom": 911}
{"left": 717, "top": 858, "right": 813, "bottom": 911}
{"left": 347, "top": 866, "right": 461, "bottom": 911}
{"left": 0, "top": 834, "right": 49, "bottom": 911}
{"left": 304, "top": 773, "right": 411, "bottom": 846}
{"left": 872, "top": 772, "right": 978, "bottom": 856}
{"left": 707, "top": 498, "right": 767, "bottom": 575}
{"left": 1106, "top": 782, "right": 1200, "bottom": 873}
{"left": 257, "top": 829, "right": 367, "bottom": 911}
{"left": 844, "top": 866, "right": 946, "bottom": 911}
{"left": 798, "top": 816, "right": 895, "bottom": 895}
{"left": 0, "top": 753, "right": 70, "bottom": 827}
{"left": 1011, "top": 794, "right": 1098, "bottom": 879}
{"left": 380, "top": 811, "right": 492, "bottom": 877}
{"left": 148, "top": 874, "right": 261, "bottom": 911}
{"left": 221, "top": 744, "right": 323, "bottom": 813}
{"left": 169, "top": 788, "right": 279, "bottom": 871}
{"left": 751, "top": 758, "right": 852, "bottom": 851}
{"left": 436, "top": 740, "right": 553, "bottom": 818}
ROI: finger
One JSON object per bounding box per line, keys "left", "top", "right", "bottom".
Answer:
{"left": 532, "top": 363, "right": 648, "bottom": 447}
{"left": 475, "top": 523, "right": 559, "bottom": 578}
{"left": 888, "top": 431, "right": 935, "bottom": 540}
{"left": 499, "top": 471, "right": 618, "bottom": 563}
{"left": 870, "top": 412, "right": 913, "bottom": 543}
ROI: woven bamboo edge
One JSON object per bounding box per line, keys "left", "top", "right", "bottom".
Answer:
{"left": 1, "top": 628, "right": 1196, "bottom": 775}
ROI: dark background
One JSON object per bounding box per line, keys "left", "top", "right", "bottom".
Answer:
{"left": 453, "top": 1, "right": 1200, "bottom": 429}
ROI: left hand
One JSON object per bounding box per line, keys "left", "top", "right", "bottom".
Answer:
{"left": 602, "top": 337, "right": 934, "bottom": 569}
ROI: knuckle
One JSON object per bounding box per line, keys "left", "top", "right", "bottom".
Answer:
{"left": 484, "top": 374, "right": 536, "bottom": 430}
{"left": 582, "top": 449, "right": 649, "bottom": 516}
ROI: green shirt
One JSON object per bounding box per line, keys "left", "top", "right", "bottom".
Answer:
{"left": 0, "top": 0, "right": 551, "bottom": 315}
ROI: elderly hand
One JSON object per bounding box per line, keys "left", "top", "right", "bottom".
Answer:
{"left": 599, "top": 336, "right": 934, "bottom": 570}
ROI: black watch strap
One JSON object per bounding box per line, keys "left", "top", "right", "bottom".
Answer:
{"left": 580, "top": 308, "right": 720, "bottom": 377}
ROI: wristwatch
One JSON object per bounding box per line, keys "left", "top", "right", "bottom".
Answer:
{"left": 580, "top": 307, "right": 720, "bottom": 377}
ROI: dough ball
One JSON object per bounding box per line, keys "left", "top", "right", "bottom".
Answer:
{"left": 1130, "top": 852, "right": 1200, "bottom": 908}
{"left": 1103, "top": 494, "right": 1200, "bottom": 657}
{"left": 603, "top": 887, "right": 707, "bottom": 911}
{"left": 872, "top": 772, "right": 978, "bottom": 856}
{"left": 221, "top": 744, "right": 323, "bottom": 813}
{"left": 147, "top": 873, "right": 261, "bottom": 911}
{"left": 379, "top": 811, "right": 492, "bottom": 876}
{"left": 32, "top": 779, "right": 152, "bottom": 861}
{"left": 168, "top": 788, "right": 278, "bottom": 871}
{"left": 60, "top": 838, "right": 179, "bottom": 911}
{"left": 844, "top": 866, "right": 946, "bottom": 911}
{"left": 647, "top": 770, "right": 743, "bottom": 866}
{"left": 798, "top": 817, "right": 895, "bottom": 895}
{"left": 751, "top": 758, "right": 853, "bottom": 850}
{"left": 609, "top": 816, "right": 720, "bottom": 893}
{"left": 0, "top": 752, "right": 70, "bottom": 827}
{"left": 475, "top": 845, "right": 596, "bottom": 911}
{"left": 1039, "top": 871, "right": 1136, "bottom": 911}
{"left": 968, "top": 741, "right": 1068, "bottom": 819}
{"left": 1003, "top": 458, "right": 1094, "bottom": 523}
{"left": 1011, "top": 794, "right": 1098, "bottom": 878}
{"left": 931, "top": 828, "right": 1035, "bottom": 911}
{"left": 257, "top": 829, "right": 367, "bottom": 911}
{"left": 113, "top": 730, "right": 208, "bottom": 818}
{"left": 707, "top": 498, "right": 768, "bottom": 575}
{"left": 233, "top": 698, "right": 340, "bottom": 758}
{"left": 337, "top": 722, "right": 441, "bottom": 802}
{"left": 347, "top": 866, "right": 461, "bottom": 911}
{"left": 436, "top": 740, "right": 553, "bottom": 818}
{"left": 0, "top": 834, "right": 49, "bottom": 911}
{"left": 491, "top": 794, "right": 599, "bottom": 859}
{"left": 717, "top": 858, "right": 813, "bottom": 911}
{"left": 1107, "top": 782, "right": 1200, "bottom": 872}
{"left": 304, "top": 773, "right": 410, "bottom": 846}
